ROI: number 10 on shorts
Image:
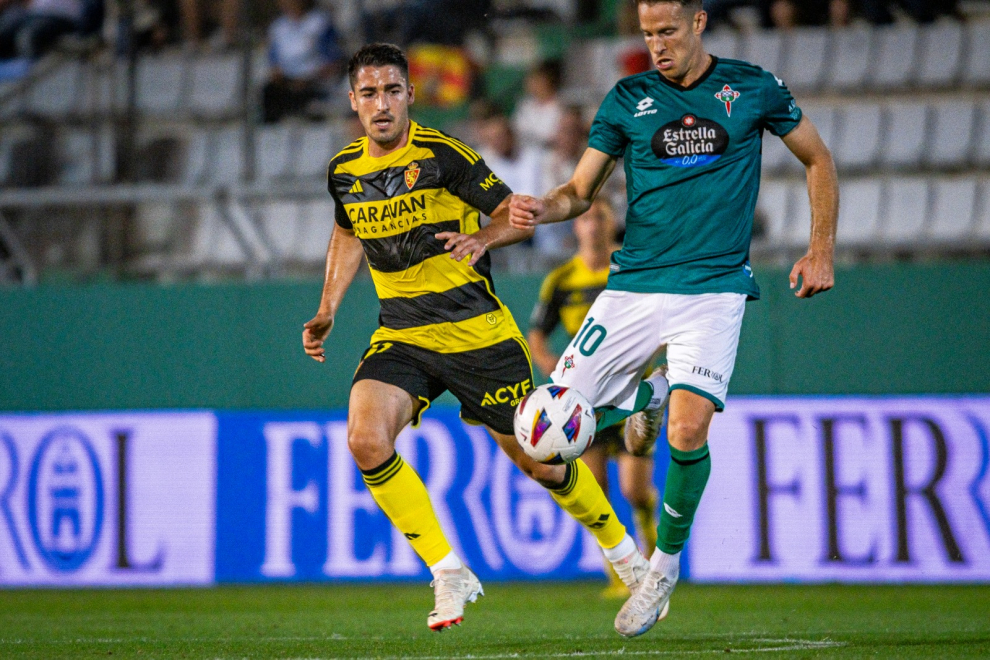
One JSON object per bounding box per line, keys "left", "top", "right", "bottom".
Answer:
{"left": 572, "top": 317, "right": 608, "bottom": 356}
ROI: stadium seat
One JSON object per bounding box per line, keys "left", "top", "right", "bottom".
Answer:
{"left": 918, "top": 22, "right": 963, "bottom": 87}
{"left": 255, "top": 124, "right": 294, "bottom": 181}
{"left": 963, "top": 22, "right": 990, "bottom": 87}
{"left": 188, "top": 54, "right": 242, "bottom": 118}
{"left": 833, "top": 102, "right": 882, "bottom": 171}
{"left": 755, "top": 179, "right": 791, "bottom": 244}
{"left": 804, "top": 105, "right": 838, "bottom": 161}
{"left": 880, "top": 102, "right": 928, "bottom": 168}
{"left": 780, "top": 28, "right": 827, "bottom": 91}
{"left": 257, "top": 200, "right": 301, "bottom": 257}
{"left": 81, "top": 62, "right": 126, "bottom": 116}
{"left": 927, "top": 100, "right": 976, "bottom": 168}
{"left": 26, "top": 60, "right": 82, "bottom": 117}
{"left": 58, "top": 126, "right": 115, "bottom": 185}
{"left": 760, "top": 131, "right": 792, "bottom": 174}
{"left": 297, "top": 200, "right": 334, "bottom": 262}
{"left": 137, "top": 54, "right": 187, "bottom": 115}
{"left": 740, "top": 29, "right": 785, "bottom": 75}
{"left": 870, "top": 26, "right": 917, "bottom": 89}
{"left": 975, "top": 180, "right": 990, "bottom": 240}
{"left": 881, "top": 177, "right": 929, "bottom": 245}
{"left": 704, "top": 29, "right": 739, "bottom": 61}
{"left": 208, "top": 125, "right": 245, "bottom": 184}
{"left": 974, "top": 100, "right": 990, "bottom": 167}
{"left": 785, "top": 179, "right": 812, "bottom": 247}
{"left": 187, "top": 202, "right": 247, "bottom": 268}
{"left": 929, "top": 178, "right": 977, "bottom": 242}
{"left": 836, "top": 179, "right": 882, "bottom": 246}
{"left": 293, "top": 124, "right": 337, "bottom": 178}
{"left": 826, "top": 27, "right": 872, "bottom": 91}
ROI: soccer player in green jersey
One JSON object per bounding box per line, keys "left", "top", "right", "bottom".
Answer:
{"left": 303, "top": 43, "right": 654, "bottom": 632}
{"left": 509, "top": 0, "right": 838, "bottom": 637}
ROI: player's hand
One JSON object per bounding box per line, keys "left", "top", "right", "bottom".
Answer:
{"left": 789, "top": 251, "right": 834, "bottom": 298}
{"left": 437, "top": 231, "right": 487, "bottom": 266}
{"left": 509, "top": 194, "right": 546, "bottom": 230}
{"left": 303, "top": 313, "right": 334, "bottom": 362}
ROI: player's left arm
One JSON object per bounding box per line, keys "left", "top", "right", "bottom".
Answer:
{"left": 438, "top": 195, "right": 534, "bottom": 266}
{"left": 781, "top": 116, "right": 839, "bottom": 298}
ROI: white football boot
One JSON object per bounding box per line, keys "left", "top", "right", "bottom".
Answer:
{"left": 427, "top": 565, "right": 484, "bottom": 631}
{"left": 625, "top": 368, "right": 670, "bottom": 457}
{"left": 609, "top": 548, "right": 651, "bottom": 594}
{"left": 614, "top": 565, "right": 677, "bottom": 638}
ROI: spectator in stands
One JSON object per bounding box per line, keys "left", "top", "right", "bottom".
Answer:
{"left": 261, "top": 0, "right": 344, "bottom": 124}
{"left": 537, "top": 105, "right": 588, "bottom": 257}
{"left": 477, "top": 111, "right": 544, "bottom": 212}
{"left": 512, "top": 60, "right": 564, "bottom": 151}
{"left": 361, "top": 0, "right": 490, "bottom": 47}
{"left": 0, "top": 0, "right": 101, "bottom": 60}
{"left": 855, "top": 0, "right": 958, "bottom": 24}
{"left": 179, "top": 0, "right": 278, "bottom": 50}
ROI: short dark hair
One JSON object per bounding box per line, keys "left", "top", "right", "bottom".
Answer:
{"left": 637, "top": 0, "right": 703, "bottom": 9}
{"left": 347, "top": 43, "right": 409, "bottom": 89}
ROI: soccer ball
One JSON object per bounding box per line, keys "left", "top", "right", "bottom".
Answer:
{"left": 513, "top": 384, "right": 597, "bottom": 464}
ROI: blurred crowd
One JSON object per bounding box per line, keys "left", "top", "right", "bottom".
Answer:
{"left": 703, "top": 0, "right": 960, "bottom": 29}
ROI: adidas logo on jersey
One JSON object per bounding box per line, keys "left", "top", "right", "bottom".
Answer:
{"left": 348, "top": 179, "right": 364, "bottom": 195}
{"left": 634, "top": 97, "right": 658, "bottom": 118}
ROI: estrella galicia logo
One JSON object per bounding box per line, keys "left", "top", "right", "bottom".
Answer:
{"left": 27, "top": 427, "right": 104, "bottom": 572}
{"left": 652, "top": 114, "right": 729, "bottom": 168}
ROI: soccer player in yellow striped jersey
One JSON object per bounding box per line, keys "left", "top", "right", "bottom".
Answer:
{"left": 528, "top": 199, "right": 660, "bottom": 600}
{"left": 302, "top": 43, "right": 652, "bottom": 632}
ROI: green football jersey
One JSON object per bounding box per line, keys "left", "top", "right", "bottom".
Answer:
{"left": 589, "top": 57, "right": 802, "bottom": 299}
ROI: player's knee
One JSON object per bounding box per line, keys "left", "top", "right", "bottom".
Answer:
{"left": 666, "top": 417, "right": 708, "bottom": 451}
{"left": 346, "top": 425, "right": 393, "bottom": 467}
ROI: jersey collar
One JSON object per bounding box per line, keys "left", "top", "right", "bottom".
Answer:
{"left": 655, "top": 55, "right": 718, "bottom": 93}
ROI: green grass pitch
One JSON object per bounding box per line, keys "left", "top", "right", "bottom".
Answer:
{"left": 2, "top": 582, "right": 988, "bottom": 658}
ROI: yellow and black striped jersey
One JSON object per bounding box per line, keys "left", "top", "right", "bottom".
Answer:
{"left": 328, "top": 121, "right": 522, "bottom": 353}
{"left": 530, "top": 254, "right": 610, "bottom": 337}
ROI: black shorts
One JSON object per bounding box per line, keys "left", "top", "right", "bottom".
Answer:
{"left": 352, "top": 338, "right": 534, "bottom": 435}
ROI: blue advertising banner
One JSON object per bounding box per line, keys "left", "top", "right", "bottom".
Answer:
{"left": 214, "top": 409, "right": 661, "bottom": 583}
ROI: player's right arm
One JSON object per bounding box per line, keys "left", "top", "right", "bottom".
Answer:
{"left": 509, "top": 148, "right": 617, "bottom": 230}
{"left": 303, "top": 225, "right": 364, "bottom": 363}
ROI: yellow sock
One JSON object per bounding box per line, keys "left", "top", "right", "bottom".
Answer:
{"left": 361, "top": 452, "right": 452, "bottom": 567}
{"left": 633, "top": 495, "right": 659, "bottom": 559}
{"left": 549, "top": 459, "right": 627, "bottom": 549}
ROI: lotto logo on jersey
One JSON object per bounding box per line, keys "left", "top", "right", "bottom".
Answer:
{"left": 634, "top": 97, "right": 658, "bottom": 118}
{"left": 651, "top": 114, "right": 729, "bottom": 168}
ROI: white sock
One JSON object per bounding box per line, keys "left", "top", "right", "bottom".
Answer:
{"left": 602, "top": 533, "right": 638, "bottom": 563}
{"left": 429, "top": 551, "right": 463, "bottom": 575}
{"left": 645, "top": 370, "right": 670, "bottom": 410}
{"left": 650, "top": 549, "right": 680, "bottom": 577}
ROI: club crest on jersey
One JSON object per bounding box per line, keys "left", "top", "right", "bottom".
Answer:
{"left": 404, "top": 161, "right": 421, "bottom": 189}
{"left": 562, "top": 354, "right": 575, "bottom": 374}
{"left": 715, "top": 85, "right": 741, "bottom": 117}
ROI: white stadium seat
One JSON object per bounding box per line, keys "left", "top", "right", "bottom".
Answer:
{"left": 27, "top": 61, "right": 82, "bottom": 117}
{"left": 137, "top": 55, "right": 187, "bottom": 115}
{"left": 188, "top": 55, "right": 242, "bottom": 117}
{"left": 297, "top": 201, "right": 334, "bottom": 262}
{"left": 870, "top": 26, "right": 918, "bottom": 89}
{"left": 785, "top": 180, "right": 812, "bottom": 247}
{"left": 880, "top": 102, "right": 928, "bottom": 168}
{"left": 257, "top": 200, "right": 301, "bottom": 257}
{"left": 827, "top": 28, "right": 873, "bottom": 91}
{"left": 755, "top": 179, "right": 791, "bottom": 244}
{"left": 760, "top": 132, "right": 792, "bottom": 174}
{"left": 881, "top": 177, "right": 929, "bottom": 245}
{"left": 293, "top": 125, "right": 336, "bottom": 178}
{"left": 963, "top": 22, "right": 990, "bottom": 86}
{"left": 918, "top": 22, "right": 963, "bottom": 87}
{"left": 187, "top": 202, "right": 247, "bottom": 268}
{"left": 255, "top": 125, "right": 294, "bottom": 181}
{"left": 833, "top": 102, "right": 882, "bottom": 171}
{"left": 58, "top": 127, "right": 115, "bottom": 186}
{"left": 929, "top": 178, "right": 977, "bottom": 242}
{"left": 705, "top": 29, "right": 739, "bottom": 61}
{"left": 781, "top": 28, "right": 827, "bottom": 92}
{"left": 974, "top": 180, "right": 990, "bottom": 240}
{"left": 836, "top": 179, "right": 882, "bottom": 246}
{"left": 804, "top": 105, "right": 838, "bottom": 161}
{"left": 207, "top": 125, "right": 245, "bottom": 184}
{"left": 974, "top": 100, "right": 990, "bottom": 167}
{"left": 740, "top": 29, "right": 785, "bottom": 75}
{"left": 927, "top": 100, "right": 976, "bottom": 168}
